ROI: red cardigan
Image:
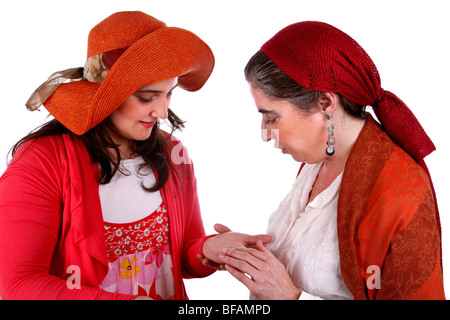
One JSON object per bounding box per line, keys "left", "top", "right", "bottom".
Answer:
{"left": 0, "top": 133, "right": 215, "bottom": 299}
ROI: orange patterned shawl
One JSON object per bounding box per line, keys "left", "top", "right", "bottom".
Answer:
{"left": 335, "top": 114, "right": 444, "bottom": 299}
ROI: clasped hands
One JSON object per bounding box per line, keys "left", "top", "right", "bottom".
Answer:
{"left": 201, "top": 224, "right": 301, "bottom": 300}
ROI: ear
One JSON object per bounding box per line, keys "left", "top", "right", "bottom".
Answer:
{"left": 319, "top": 92, "right": 338, "bottom": 116}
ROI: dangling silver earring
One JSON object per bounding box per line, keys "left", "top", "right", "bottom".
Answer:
{"left": 325, "top": 114, "right": 335, "bottom": 156}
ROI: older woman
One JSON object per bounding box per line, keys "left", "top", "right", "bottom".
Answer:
{"left": 218, "top": 21, "right": 445, "bottom": 300}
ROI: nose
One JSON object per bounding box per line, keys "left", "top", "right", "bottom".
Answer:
{"left": 261, "top": 132, "right": 272, "bottom": 143}
{"left": 150, "top": 97, "right": 169, "bottom": 119}
{"left": 261, "top": 125, "right": 280, "bottom": 148}
{"left": 261, "top": 122, "right": 271, "bottom": 142}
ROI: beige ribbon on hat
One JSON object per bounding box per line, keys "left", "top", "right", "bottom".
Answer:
{"left": 25, "top": 54, "right": 109, "bottom": 111}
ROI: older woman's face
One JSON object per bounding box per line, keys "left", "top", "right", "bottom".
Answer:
{"left": 251, "top": 86, "right": 329, "bottom": 164}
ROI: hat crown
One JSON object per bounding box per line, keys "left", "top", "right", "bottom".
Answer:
{"left": 87, "top": 11, "right": 166, "bottom": 58}
{"left": 41, "top": 11, "right": 214, "bottom": 135}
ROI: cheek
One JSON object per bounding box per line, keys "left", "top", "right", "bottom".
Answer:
{"left": 281, "top": 118, "right": 327, "bottom": 156}
{"left": 109, "top": 109, "right": 128, "bottom": 130}
{"left": 109, "top": 108, "right": 137, "bottom": 136}
{"left": 110, "top": 101, "right": 144, "bottom": 124}
{"left": 116, "top": 103, "right": 141, "bottom": 119}
{"left": 277, "top": 120, "right": 306, "bottom": 145}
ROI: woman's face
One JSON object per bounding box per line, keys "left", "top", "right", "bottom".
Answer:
{"left": 251, "top": 86, "right": 329, "bottom": 164}
{"left": 109, "top": 77, "right": 178, "bottom": 144}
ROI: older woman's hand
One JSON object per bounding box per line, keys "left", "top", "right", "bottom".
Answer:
{"left": 219, "top": 240, "right": 301, "bottom": 300}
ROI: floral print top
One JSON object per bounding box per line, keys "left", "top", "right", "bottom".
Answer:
{"left": 99, "top": 202, "right": 175, "bottom": 299}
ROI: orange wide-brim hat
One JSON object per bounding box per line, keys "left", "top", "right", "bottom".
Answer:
{"left": 26, "top": 11, "right": 214, "bottom": 135}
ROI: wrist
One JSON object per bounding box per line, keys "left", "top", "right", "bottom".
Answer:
{"left": 201, "top": 234, "right": 217, "bottom": 258}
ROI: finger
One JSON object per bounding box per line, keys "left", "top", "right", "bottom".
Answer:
{"left": 214, "top": 223, "right": 232, "bottom": 234}
{"left": 219, "top": 250, "right": 266, "bottom": 280}
{"left": 222, "top": 245, "right": 272, "bottom": 269}
{"left": 244, "top": 234, "right": 272, "bottom": 247}
{"left": 224, "top": 264, "right": 255, "bottom": 289}
{"left": 198, "top": 254, "right": 225, "bottom": 270}
{"left": 222, "top": 248, "right": 266, "bottom": 271}
{"left": 203, "top": 259, "right": 225, "bottom": 270}
{"left": 256, "top": 240, "right": 271, "bottom": 252}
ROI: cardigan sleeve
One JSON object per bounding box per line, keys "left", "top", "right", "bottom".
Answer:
{"left": 0, "top": 138, "right": 133, "bottom": 300}
{"left": 164, "top": 136, "right": 216, "bottom": 279}
{"left": 179, "top": 166, "right": 216, "bottom": 279}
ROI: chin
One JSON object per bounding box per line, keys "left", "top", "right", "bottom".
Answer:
{"left": 134, "top": 128, "right": 154, "bottom": 141}
{"left": 135, "top": 134, "right": 152, "bottom": 141}
{"left": 289, "top": 153, "right": 303, "bottom": 163}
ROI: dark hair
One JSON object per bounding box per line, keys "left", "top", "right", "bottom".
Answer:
{"left": 244, "top": 50, "right": 365, "bottom": 118}
{"left": 10, "top": 108, "right": 185, "bottom": 192}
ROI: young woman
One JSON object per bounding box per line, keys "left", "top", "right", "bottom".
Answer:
{"left": 0, "top": 11, "right": 270, "bottom": 300}
{"left": 217, "top": 21, "right": 445, "bottom": 300}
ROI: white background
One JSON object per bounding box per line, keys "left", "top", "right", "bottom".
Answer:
{"left": 0, "top": 0, "right": 449, "bottom": 299}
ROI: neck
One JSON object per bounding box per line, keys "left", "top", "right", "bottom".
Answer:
{"left": 323, "top": 112, "right": 366, "bottom": 174}
{"left": 308, "top": 112, "right": 366, "bottom": 204}
{"left": 105, "top": 127, "right": 134, "bottom": 160}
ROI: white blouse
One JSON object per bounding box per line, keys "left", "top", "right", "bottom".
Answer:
{"left": 97, "top": 157, "right": 175, "bottom": 299}
{"left": 98, "top": 157, "right": 162, "bottom": 223}
{"left": 265, "top": 162, "right": 353, "bottom": 300}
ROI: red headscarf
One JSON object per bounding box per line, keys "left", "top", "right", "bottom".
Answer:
{"left": 261, "top": 21, "right": 435, "bottom": 162}
{"left": 261, "top": 20, "right": 441, "bottom": 253}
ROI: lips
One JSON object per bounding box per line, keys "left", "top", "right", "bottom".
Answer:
{"left": 139, "top": 121, "right": 155, "bottom": 128}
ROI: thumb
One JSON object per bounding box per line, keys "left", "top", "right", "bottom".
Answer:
{"left": 247, "top": 234, "right": 272, "bottom": 245}
{"left": 256, "top": 239, "right": 270, "bottom": 252}
{"left": 214, "top": 223, "right": 232, "bottom": 234}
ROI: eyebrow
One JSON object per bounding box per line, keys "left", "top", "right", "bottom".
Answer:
{"left": 136, "top": 83, "right": 179, "bottom": 94}
{"left": 258, "top": 108, "right": 276, "bottom": 114}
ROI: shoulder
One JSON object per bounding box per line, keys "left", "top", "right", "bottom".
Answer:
{"left": 341, "top": 114, "right": 433, "bottom": 227}
{"left": 10, "top": 135, "right": 65, "bottom": 166}
{"left": 160, "top": 130, "right": 185, "bottom": 149}
{"left": 360, "top": 127, "right": 433, "bottom": 235}
{"left": 366, "top": 117, "right": 431, "bottom": 201}
{"left": 346, "top": 114, "right": 430, "bottom": 192}
{"left": 372, "top": 143, "right": 432, "bottom": 222}
{"left": 1, "top": 135, "right": 68, "bottom": 200}
{"left": 9, "top": 133, "right": 88, "bottom": 169}
{"left": 372, "top": 145, "right": 431, "bottom": 204}
{"left": 379, "top": 146, "right": 430, "bottom": 188}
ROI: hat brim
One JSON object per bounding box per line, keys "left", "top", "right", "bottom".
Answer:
{"left": 45, "top": 27, "right": 214, "bottom": 135}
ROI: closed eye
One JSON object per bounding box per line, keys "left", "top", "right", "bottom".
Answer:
{"left": 137, "top": 95, "right": 156, "bottom": 104}
{"left": 135, "top": 85, "right": 176, "bottom": 104}
{"left": 258, "top": 108, "right": 278, "bottom": 125}
{"left": 263, "top": 113, "right": 278, "bottom": 125}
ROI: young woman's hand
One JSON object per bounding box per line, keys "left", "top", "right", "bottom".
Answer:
{"left": 200, "top": 224, "right": 271, "bottom": 269}
{"left": 219, "top": 240, "right": 301, "bottom": 300}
